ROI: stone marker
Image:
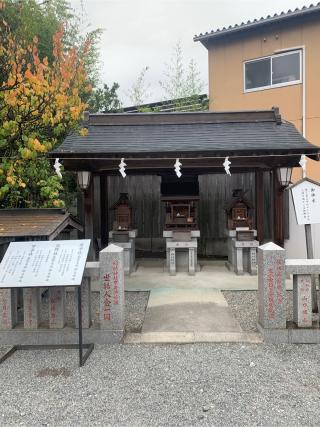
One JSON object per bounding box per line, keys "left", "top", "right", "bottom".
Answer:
{"left": 23, "top": 288, "right": 40, "bottom": 329}
{"left": 258, "top": 242, "right": 286, "bottom": 329}
{"left": 249, "top": 247, "right": 258, "bottom": 275}
{"left": 189, "top": 248, "right": 195, "bottom": 275}
{"left": 75, "top": 276, "right": 92, "bottom": 329}
{"left": 99, "top": 244, "right": 125, "bottom": 331}
{"left": 293, "top": 275, "right": 312, "bottom": 328}
{"left": 0, "top": 288, "right": 17, "bottom": 330}
{"left": 169, "top": 248, "right": 176, "bottom": 276}
{"left": 49, "top": 287, "right": 66, "bottom": 328}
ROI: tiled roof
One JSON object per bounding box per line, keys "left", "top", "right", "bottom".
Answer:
{"left": 51, "top": 110, "right": 319, "bottom": 158}
{"left": 194, "top": 3, "right": 320, "bottom": 45}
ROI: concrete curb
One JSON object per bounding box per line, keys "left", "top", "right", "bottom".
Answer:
{"left": 124, "top": 331, "right": 263, "bottom": 344}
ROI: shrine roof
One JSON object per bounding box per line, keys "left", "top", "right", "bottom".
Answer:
{"left": 0, "top": 209, "right": 82, "bottom": 241}
{"left": 50, "top": 109, "right": 319, "bottom": 172}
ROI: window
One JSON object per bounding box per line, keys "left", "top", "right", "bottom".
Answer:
{"left": 244, "top": 50, "right": 301, "bottom": 92}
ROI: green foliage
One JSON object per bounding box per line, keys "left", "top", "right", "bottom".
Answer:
{"left": 159, "top": 41, "right": 204, "bottom": 100}
{"left": 128, "top": 66, "right": 151, "bottom": 106}
{"left": 88, "top": 82, "right": 122, "bottom": 113}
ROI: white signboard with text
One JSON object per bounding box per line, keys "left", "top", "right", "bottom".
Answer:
{"left": 0, "top": 240, "right": 90, "bottom": 288}
{"left": 291, "top": 178, "right": 320, "bottom": 225}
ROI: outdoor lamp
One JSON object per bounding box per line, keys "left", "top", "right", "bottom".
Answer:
{"left": 77, "top": 171, "right": 91, "bottom": 190}
{"left": 277, "top": 167, "right": 293, "bottom": 189}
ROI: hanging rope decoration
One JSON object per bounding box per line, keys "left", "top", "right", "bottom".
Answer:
{"left": 54, "top": 158, "right": 62, "bottom": 179}
{"left": 174, "top": 158, "right": 182, "bottom": 178}
{"left": 119, "top": 158, "right": 127, "bottom": 178}
{"left": 299, "top": 154, "right": 307, "bottom": 178}
{"left": 223, "top": 156, "right": 231, "bottom": 176}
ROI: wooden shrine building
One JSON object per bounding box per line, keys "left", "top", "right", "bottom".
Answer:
{"left": 50, "top": 109, "right": 319, "bottom": 260}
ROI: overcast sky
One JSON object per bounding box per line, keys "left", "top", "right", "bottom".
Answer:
{"left": 69, "top": 0, "right": 310, "bottom": 106}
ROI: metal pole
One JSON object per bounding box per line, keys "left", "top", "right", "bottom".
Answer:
{"left": 77, "top": 285, "right": 83, "bottom": 367}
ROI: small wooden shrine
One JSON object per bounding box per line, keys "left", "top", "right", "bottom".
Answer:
{"left": 226, "top": 189, "right": 253, "bottom": 231}
{"left": 161, "top": 196, "right": 199, "bottom": 229}
{"left": 111, "top": 193, "right": 133, "bottom": 231}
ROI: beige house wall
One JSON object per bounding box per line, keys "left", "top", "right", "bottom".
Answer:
{"left": 208, "top": 18, "right": 320, "bottom": 180}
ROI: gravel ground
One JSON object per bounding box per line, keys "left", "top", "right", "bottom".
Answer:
{"left": 0, "top": 343, "right": 320, "bottom": 426}
{"left": 38, "top": 290, "right": 149, "bottom": 333}
{"left": 222, "top": 290, "right": 314, "bottom": 331}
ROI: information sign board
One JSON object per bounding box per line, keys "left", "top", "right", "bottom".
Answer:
{"left": 290, "top": 178, "right": 320, "bottom": 225}
{"left": 0, "top": 240, "right": 90, "bottom": 288}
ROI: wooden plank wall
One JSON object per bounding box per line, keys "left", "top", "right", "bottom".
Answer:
{"left": 106, "top": 172, "right": 272, "bottom": 256}
{"left": 198, "top": 173, "right": 256, "bottom": 256}
{"left": 107, "top": 175, "right": 164, "bottom": 253}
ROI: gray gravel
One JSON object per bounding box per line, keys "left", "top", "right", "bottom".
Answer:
{"left": 1, "top": 343, "right": 320, "bottom": 426}
{"left": 39, "top": 290, "right": 149, "bottom": 332}
{"left": 222, "top": 290, "right": 312, "bottom": 331}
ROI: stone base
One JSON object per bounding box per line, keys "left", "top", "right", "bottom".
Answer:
{"left": 257, "top": 322, "right": 320, "bottom": 344}
{"left": 0, "top": 326, "right": 123, "bottom": 345}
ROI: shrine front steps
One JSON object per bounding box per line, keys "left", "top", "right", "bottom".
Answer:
{"left": 124, "top": 331, "right": 262, "bottom": 344}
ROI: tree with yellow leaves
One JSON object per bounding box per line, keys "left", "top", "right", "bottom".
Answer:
{"left": 0, "top": 3, "right": 90, "bottom": 208}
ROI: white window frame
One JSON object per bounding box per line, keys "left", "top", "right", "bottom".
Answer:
{"left": 243, "top": 50, "right": 302, "bottom": 93}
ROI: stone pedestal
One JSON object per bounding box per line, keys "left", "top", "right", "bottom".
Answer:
{"left": 258, "top": 242, "right": 286, "bottom": 329}
{"left": 99, "top": 244, "right": 125, "bottom": 332}
{"left": 225, "top": 229, "right": 258, "bottom": 275}
{"left": 109, "top": 229, "right": 137, "bottom": 275}
{"left": 163, "top": 230, "right": 200, "bottom": 275}
{"left": 0, "top": 288, "right": 17, "bottom": 330}
{"left": 231, "top": 239, "right": 259, "bottom": 275}
{"left": 49, "top": 287, "right": 66, "bottom": 329}
{"left": 23, "top": 288, "right": 40, "bottom": 329}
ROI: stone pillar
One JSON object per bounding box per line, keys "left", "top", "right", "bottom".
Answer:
{"left": 23, "top": 288, "right": 40, "bottom": 329}
{"left": 0, "top": 288, "right": 17, "bottom": 330}
{"left": 169, "top": 248, "right": 176, "bottom": 276}
{"left": 235, "top": 247, "right": 244, "bottom": 275}
{"left": 258, "top": 242, "right": 286, "bottom": 329}
{"left": 293, "top": 275, "right": 312, "bottom": 328}
{"left": 249, "top": 247, "right": 257, "bottom": 275}
{"left": 75, "top": 277, "right": 92, "bottom": 329}
{"left": 99, "top": 244, "right": 125, "bottom": 331}
{"left": 189, "top": 248, "right": 195, "bottom": 275}
{"left": 49, "top": 287, "right": 66, "bottom": 329}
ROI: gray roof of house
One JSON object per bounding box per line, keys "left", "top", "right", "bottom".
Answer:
{"left": 194, "top": 3, "right": 320, "bottom": 46}
{"left": 51, "top": 110, "right": 318, "bottom": 158}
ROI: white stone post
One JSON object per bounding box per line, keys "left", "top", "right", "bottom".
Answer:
{"left": 293, "top": 275, "right": 312, "bottom": 328}
{"left": 249, "top": 247, "right": 258, "bottom": 275}
{"left": 99, "top": 244, "right": 125, "bottom": 331}
{"left": 49, "top": 287, "right": 66, "bottom": 328}
{"left": 169, "top": 248, "right": 176, "bottom": 276}
{"left": 0, "top": 289, "right": 17, "bottom": 330}
{"left": 258, "top": 242, "right": 286, "bottom": 329}
{"left": 75, "top": 277, "right": 92, "bottom": 329}
{"left": 189, "top": 248, "right": 195, "bottom": 275}
{"left": 23, "top": 288, "right": 40, "bottom": 329}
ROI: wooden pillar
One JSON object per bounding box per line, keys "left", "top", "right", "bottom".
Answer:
{"left": 84, "top": 178, "right": 94, "bottom": 260}
{"left": 255, "top": 170, "right": 264, "bottom": 243}
{"left": 93, "top": 174, "right": 102, "bottom": 257}
{"left": 272, "top": 168, "right": 284, "bottom": 247}
{"left": 100, "top": 175, "right": 109, "bottom": 248}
